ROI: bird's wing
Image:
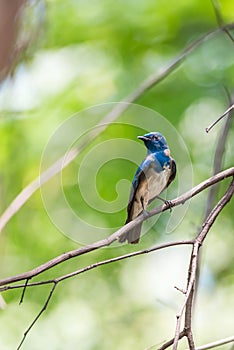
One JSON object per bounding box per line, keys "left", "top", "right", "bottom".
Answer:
{"left": 122, "top": 166, "right": 147, "bottom": 244}
{"left": 121, "top": 156, "right": 176, "bottom": 244}
{"left": 166, "top": 158, "right": 176, "bottom": 188}
{"left": 126, "top": 156, "right": 153, "bottom": 222}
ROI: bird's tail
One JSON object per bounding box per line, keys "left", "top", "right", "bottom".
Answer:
{"left": 118, "top": 219, "right": 142, "bottom": 244}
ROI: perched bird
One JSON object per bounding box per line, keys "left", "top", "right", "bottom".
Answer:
{"left": 119, "top": 132, "right": 176, "bottom": 244}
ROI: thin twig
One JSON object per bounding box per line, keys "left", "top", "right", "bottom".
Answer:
{"left": 205, "top": 104, "right": 234, "bottom": 133}
{"left": 17, "top": 282, "right": 57, "bottom": 350}
{"left": 196, "top": 178, "right": 234, "bottom": 244}
{"left": 204, "top": 90, "right": 233, "bottom": 218}
{"left": 0, "top": 240, "right": 193, "bottom": 292}
{"left": 0, "top": 167, "right": 233, "bottom": 288}
{"left": 184, "top": 250, "right": 198, "bottom": 350}
{"left": 212, "top": 0, "right": 223, "bottom": 27}
{"left": 194, "top": 335, "right": 234, "bottom": 350}
{"left": 3, "top": 176, "right": 233, "bottom": 350}
{"left": 198, "top": 90, "right": 234, "bottom": 340}
{"left": 50, "top": 240, "right": 193, "bottom": 284}
{"left": 4, "top": 176, "right": 234, "bottom": 350}
{"left": 19, "top": 278, "right": 30, "bottom": 305}
{"left": 158, "top": 330, "right": 186, "bottom": 350}
{"left": 171, "top": 178, "right": 234, "bottom": 350}
{"left": 184, "top": 267, "right": 196, "bottom": 350}
{"left": 0, "top": 23, "right": 234, "bottom": 234}
{"left": 124, "top": 23, "right": 234, "bottom": 101}
{"left": 196, "top": 88, "right": 234, "bottom": 350}
{"left": 173, "top": 243, "right": 199, "bottom": 350}
{"left": 211, "top": 0, "right": 234, "bottom": 43}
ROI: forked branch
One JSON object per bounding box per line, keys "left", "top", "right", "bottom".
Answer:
{"left": 0, "top": 167, "right": 233, "bottom": 289}
{"left": 168, "top": 177, "right": 234, "bottom": 350}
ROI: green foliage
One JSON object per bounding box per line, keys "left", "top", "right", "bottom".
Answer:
{"left": 0, "top": 0, "right": 233, "bottom": 349}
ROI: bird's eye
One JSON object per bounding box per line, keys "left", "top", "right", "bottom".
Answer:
{"left": 153, "top": 135, "right": 159, "bottom": 141}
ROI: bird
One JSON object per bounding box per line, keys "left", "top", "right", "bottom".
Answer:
{"left": 119, "top": 132, "right": 176, "bottom": 244}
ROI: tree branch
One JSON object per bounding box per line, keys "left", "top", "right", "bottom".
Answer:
{"left": 194, "top": 89, "right": 234, "bottom": 350}
{"left": 205, "top": 103, "right": 234, "bottom": 133}
{"left": 0, "top": 22, "right": 234, "bottom": 234}
{"left": 0, "top": 0, "right": 26, "bottom": 81}
{"left": 2, "top": 171, "right": 234, "bottom": 350}
{"left": 194, "top": 335, "right": 234, "bottom": 350}
{"left": 16, "top": 283, "right": 57, "bottom": 350}
{"left": 158, "top": 330, "right": 186, "bottom": 350}
{"left": 162, "top": 177, "right": 234, "bottom": 350}
{"left": 173, "top": 242, "right": 199, "bottom": 350}
{"left": 211, "top": 0, "right": 234, "bottom": 44}
{"left": 0, "top": 167, "right": 233, "bottom": 288}
{"left": 204, "top": 93, "right": 233, "bottom": 218}
{"left": 0, "top": 240, "right": 193, "bottom": 292}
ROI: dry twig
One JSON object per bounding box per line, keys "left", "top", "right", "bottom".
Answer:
{"left": 160, "top": 177, "right": 234, "bottom": 350}
{"left": 0, "top": 167, "right": 233, "bottom": 289}
{"left": 195, "top": 335, "right": 234, "bottom": 350}
{"left": 205, "top": 103, "right": 234, "bottom": 133}
{"left": 0, "top": 169, "right": 233, "bottom": 350}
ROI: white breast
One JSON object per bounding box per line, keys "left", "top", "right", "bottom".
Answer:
{"left": 146, "top": 165, "right": 170, "bottom": 201}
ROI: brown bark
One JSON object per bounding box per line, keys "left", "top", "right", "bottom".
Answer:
{"left": 0, "top": 0, "right": 26, "bottom": 81}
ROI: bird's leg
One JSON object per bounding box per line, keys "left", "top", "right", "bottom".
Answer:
{"left": 156, "top": 195, "right": 170, "bottom": 205}
{"left": 156, "top": 196, "right": 173, "bottom": 212}
{"left": 140, "top": 197, "right": 148, "bottom": 216}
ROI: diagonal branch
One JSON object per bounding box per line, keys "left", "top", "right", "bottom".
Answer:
{"left": 194, "top": 335, "right": 234, "bottom": 350}
{"left": 0, "top": 239, "right": 193, "bottom": 292}
{"left": 211, "top": 0, "right": 234, "bottom": 44}
{"left": 173, "top": 242, "right": 199, "bottom": 350}
{"left": 158, "top": 330, "right": 186, "bottom": 350}
{"left": 15, "top": 177, "right": 230, "bottom": 349}
{"left": 169, "top": 177, "right": 234, "bottom": 350}
{"left": 16, "top": 282, "right": 57, "bottom": 350}
{"left": 13, "top": 176, "right": 234, "bottom": 350}
{"left": 204, "top": 97, "right": 233, "bottom": 218}
{"left": 0, "top": 23, "right": 234, "bottom": 234}
{"left": 13, "top": 179, "right": 234, "bottom": 350}
{"left": 194, "top": 89, "right": 234, "bottom": 350}
{"left": 205, "top": 103, "right": 234, "bottom": 133}
{"left": 0, "top": 167, "right": 233, "bottom": 288}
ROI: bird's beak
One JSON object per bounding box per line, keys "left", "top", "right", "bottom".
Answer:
{"left": 138, "top": 135, "right": 150, "bottom": 141}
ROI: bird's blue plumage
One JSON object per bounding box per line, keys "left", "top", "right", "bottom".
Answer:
{"left": 119, "top": 132, "right": 176, "bottom": 244}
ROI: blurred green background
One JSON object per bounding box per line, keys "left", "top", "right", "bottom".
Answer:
{"left": 0, "top": 0, "right": 234, "bottom": 349}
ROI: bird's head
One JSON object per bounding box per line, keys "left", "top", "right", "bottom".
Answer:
{"left": 138, "top": 132, "right": 168, "bottom": 153}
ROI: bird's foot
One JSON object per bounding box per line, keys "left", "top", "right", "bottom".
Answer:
{"left": 156, "top": 196, "right": 173, "bottom": 212}
{"left": 164, "top": 200, "right": 173, "bottom": 213}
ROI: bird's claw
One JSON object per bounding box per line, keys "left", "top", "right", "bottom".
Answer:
{"left": 156, "top": 196, "right": 173, "bottom": 212}
{"left": 164, "top": 200, "right": 173, "bottom": 212}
